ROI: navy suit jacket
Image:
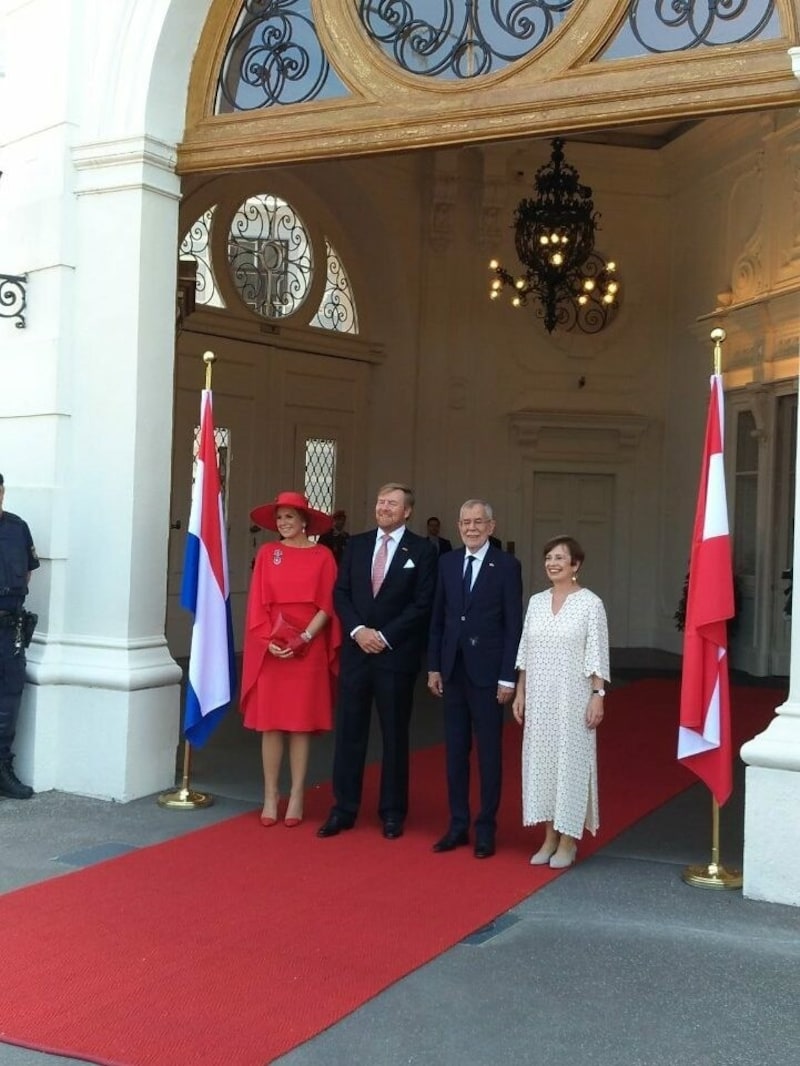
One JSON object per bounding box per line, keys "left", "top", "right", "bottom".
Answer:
{"left": 428, "top": 545, "right": 523, "bottom": 688}
{"left": 334, "top": 528, "right": 437, "bottom": 674}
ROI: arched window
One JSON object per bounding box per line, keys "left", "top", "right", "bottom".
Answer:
{"left": 179, "top": 195, "right": 359, "bottom": 334}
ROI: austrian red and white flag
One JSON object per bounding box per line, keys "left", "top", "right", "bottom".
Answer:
{"left": 677, "top": 374, "right": 735, "bottom": 805}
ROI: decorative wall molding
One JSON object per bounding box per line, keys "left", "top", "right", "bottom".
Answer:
{"left": 509, "top": 409, "right": 650, "bottom": 453}
{"left": 72, "top": 135, "right": 180, "bottom": 199}
{"left": 182, "top": 307, "right": 385, "bottom": 364}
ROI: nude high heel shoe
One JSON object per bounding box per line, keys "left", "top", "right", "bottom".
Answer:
{"left": 529, "top": 839, "right": 559, "bottom": 866}
{"left": 549, "top": 842, "right": 577, "bottom": 869}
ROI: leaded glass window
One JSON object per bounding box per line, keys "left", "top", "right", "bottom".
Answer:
{"left": 304, "top": 437, "right": 337, "bottom": 512}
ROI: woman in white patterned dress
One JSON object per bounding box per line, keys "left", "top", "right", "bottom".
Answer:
{"left": 512, "top": 536, "right": 609, "bottom": 869}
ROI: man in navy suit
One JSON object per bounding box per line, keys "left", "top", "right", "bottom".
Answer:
{"left": 427, "top": 499, "right": 523, "bottom": 858}
{"left": 318, "top": 483, "right": 437, "bottom": 840}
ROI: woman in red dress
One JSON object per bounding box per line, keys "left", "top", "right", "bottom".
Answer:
{"left": 241, "top": 491, "right": 341, "bottom": 827}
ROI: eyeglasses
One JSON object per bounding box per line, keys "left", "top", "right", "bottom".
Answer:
{"left": 459, "top": 518, "right": 491, "bottom": 528}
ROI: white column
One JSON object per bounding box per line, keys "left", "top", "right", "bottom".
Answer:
{"left": 740, "top": 52, "right": 800, "bottom": 907}
{"left": 22, "top": 136, "right": 184, "bottom": 799}
{"left": 741, "top": 418, "right": 800, "bottom": 905}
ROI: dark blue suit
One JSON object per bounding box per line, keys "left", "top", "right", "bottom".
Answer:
{"left": 331, "top": 528, "right": 437, "bottom": 823}
{"left": 428, "top": 545, "right": 522, "bottom": 839}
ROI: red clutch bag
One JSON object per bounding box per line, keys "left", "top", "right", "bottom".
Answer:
{"left": 269, "top": 613, "right": 310, "bottom": 657}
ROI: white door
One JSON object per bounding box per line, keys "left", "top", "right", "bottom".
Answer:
{"left": 530, "top": 471, "right": 616, "bottom": 638}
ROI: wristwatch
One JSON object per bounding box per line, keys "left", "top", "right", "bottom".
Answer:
{"left": 592, "top": 688, "right": 606, "bottom": 697}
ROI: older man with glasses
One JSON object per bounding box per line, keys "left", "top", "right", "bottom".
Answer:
{"left": 427, "top": 499, "right": 522, "bottom": 858}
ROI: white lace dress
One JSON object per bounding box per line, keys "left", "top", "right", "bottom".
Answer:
{"left": 515, "top": 587, "right": 610, "bottom": 838}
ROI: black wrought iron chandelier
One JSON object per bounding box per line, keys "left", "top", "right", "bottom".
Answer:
{"left": 489, "top": 139, "right": 620, "bottom": 334}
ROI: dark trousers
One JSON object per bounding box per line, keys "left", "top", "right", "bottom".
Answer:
{"left": 332, "top": 658, "right": 417, "bottom": 823}
{"left": 443, "top": 656, "right": 504, "bottom": 839}
{"left": 0, "top": 631, "right": 25, "bottom": 760}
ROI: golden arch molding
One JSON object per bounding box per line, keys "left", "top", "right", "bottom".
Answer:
{"left": 179, "top": 0, "right": 800, "bottom": 174}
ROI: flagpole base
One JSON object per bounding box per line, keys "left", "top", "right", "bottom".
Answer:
{"left": 681, "top": 862, "right": 742, "bottom": 890}
{"left": 157, "top": 787, "right": 214, "bottom": 810}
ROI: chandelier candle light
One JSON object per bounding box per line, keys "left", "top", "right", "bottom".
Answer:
{"left": 489, "top": 138, "right": 620, "bottom": 334}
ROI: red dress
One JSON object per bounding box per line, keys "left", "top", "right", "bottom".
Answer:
{"left": 240, "top": 543, "right": 341, "bottom": 732}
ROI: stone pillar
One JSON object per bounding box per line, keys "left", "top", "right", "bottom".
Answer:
{"left": 22, "top": 136, "right": 185, "bottom": 799}
{"left": 740, "top": 50, "right": 800, "bottom": 907}
{"left": 741, "top": 359, "right": 800, "bottom": 904}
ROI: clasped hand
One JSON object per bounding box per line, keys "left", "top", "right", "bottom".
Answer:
{"left": 269, "top": 642, "right": 295, "bottom": 659}
{"left": 355, "top": 627, "right": 386, "bottom": 654}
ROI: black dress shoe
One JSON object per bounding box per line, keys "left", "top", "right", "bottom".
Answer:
{"left": 432, "top": 829, "right": 469, "bottom": 853}
{"left": 382, "top": 821, "right": 404, "bottom": 839}
{"left": 316, "top": 812, "right": 355, "bottom": 838}
{"left": 474, "top": 838, "right": 496, "bottom": 859}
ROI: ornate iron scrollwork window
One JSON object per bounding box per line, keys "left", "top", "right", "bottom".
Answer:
{"left": 310, "top": 240, "right": 358, "bottom": 333}
{"left": 357, "top": 0, "right": 575, "bottom": 79}
{"left": 180, "top": 208, "right": 225, "bottom": 308}
{"left": 179, "top": 196, "right": 359, "bottom": 333}
{"left": 228, "top": 195, "right": 313, "bottom": 319}
{"left": 603, "top": 0, "right": 778, "bottom": 59}
{"left": 216, "top": 0, "right": 348, "bottom": 113}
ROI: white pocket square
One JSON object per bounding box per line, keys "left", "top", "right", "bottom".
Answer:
{"left": 403, "top": 558, "right": 416, "bottom": 569}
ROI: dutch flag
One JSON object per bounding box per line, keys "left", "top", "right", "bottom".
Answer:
{"left": 180, "top": 389, "right": 236, "bottom": 747}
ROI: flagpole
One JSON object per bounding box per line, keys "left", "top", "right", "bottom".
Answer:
{"left": 158, "top": 351, "right": 220, "bottom": 811}
{"left": 682, "top": 797, "right": 742, "bottom": 889}
{"left": 681, "top": 327, "right": 741, "bottom": 889}
{"left": 158, "top": 740, "right": 213, "bottom": 809}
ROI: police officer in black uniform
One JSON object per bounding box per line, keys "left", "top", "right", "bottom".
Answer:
{"left": 0, "top": 472, "right": 39, "bottom": 799}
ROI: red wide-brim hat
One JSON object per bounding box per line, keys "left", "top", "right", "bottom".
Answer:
{"left": 250, "top": 491, "right": 332, "bottom": 537}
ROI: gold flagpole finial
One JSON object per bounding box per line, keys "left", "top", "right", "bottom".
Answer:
{"left": 203, "top": 350, "right": 216, "bottom": 390}
{"left": 710, "top": 327, "right": 726, "bottom": 377}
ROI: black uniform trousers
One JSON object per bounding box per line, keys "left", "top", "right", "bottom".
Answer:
{"left": 443, "top": 654, "right": 504, "bottom": 840}
{"left": 0, "top": 628, "right": 25, "bottom": 760}
{"left": 331, "top": 656, "right": 417, "bottom": 824}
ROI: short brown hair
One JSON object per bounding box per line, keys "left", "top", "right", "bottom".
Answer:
{"left": 377, "top": 482, "right": 415, "bottom": 509}
{"left": 542, "top": 536, "right": 585, "bottom": 566}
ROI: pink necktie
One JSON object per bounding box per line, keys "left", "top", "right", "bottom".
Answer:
{"left": 372, "top": 534, "right": 391, "bottom": 596}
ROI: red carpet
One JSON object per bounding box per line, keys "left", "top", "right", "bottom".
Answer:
{"left": 0, "top": 679, "right": 782, "bottom": 1066}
